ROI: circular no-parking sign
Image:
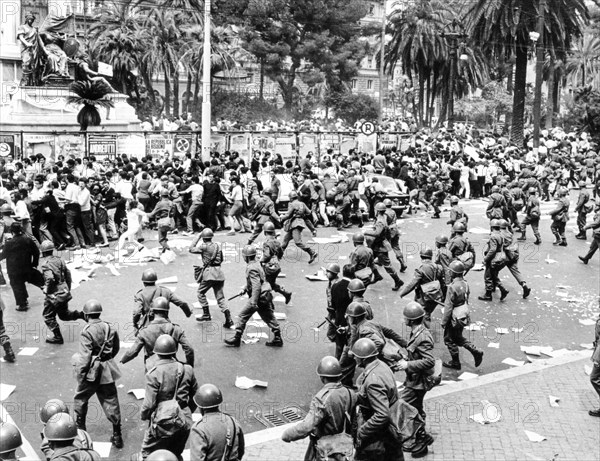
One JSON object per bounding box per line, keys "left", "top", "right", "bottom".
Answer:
{"left": 0, "top": 143, "right": 11, "bottom": 157}
{"left": 175, "top": 138, "right": 190, "bottom": 153}
{"left": 361, "top": 121, "right": 376, "bottom": 136}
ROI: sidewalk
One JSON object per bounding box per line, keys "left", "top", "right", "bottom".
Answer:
{"left": 244, "top": 351, "right": 600, "bottom": 461}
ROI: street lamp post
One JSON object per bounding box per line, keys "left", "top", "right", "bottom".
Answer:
{"left": 531, "top": 0, "right": 547, "bottom": 156}
{"left": 378, "top": 0, "right": 387, "bottom": 126}
{"left": 201, "top": 0, "right": 212, "bottom": 162}
{"left": 442, "top": 19, "right": 467, "bottom": 132}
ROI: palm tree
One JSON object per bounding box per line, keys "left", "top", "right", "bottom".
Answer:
{"left": 67, "top": 81, "right": 115, "bottom": 131}
{"left": 565, "top": 33, "right": 600, "bottom": 87}
{"left": 467, "top": 0, "right": 589, "bottom": 145}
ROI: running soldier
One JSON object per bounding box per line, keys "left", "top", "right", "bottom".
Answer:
{"left": 575, "top": 181, "right": 591, "bottom": 240}
{"left": 366, "top": 203, "right": 403, "bottom": 291}
{"left": 447, "top": 196, "right": 468, "bottom": 237}
{"left": 517, "top": 187, "right": 541, "bottom": 244}
{"left": 349, "top": 233, "right": 375, "bottom": 286}
{"left": 384, "top": 199, "right": 408, "bottom": 272}
{"left": 478, "top": 220, "right": 509, "bottom": 302}
{"left": 280, "top": 191, "right": 317, "bottom": 264}
{"left": 499, "top": 219, "right": 531, "bottom": 299}
{"left": 549, "top": 187, "right": 570, "bottom": 246}
{"left": 247, "top": 187, "right": 279, "bottom": 245}
{"left": 261, "top": 221, "right": 292, "bottom": 304}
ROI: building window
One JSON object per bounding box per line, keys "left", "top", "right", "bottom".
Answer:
{"left": 367, "top": 80, "right": 373, "bottom": 90}
{"left": 351, "top": 79, "right": 357, "bottom": 89}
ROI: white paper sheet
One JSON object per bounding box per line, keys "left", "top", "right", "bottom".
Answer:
{"left": 487, "top": 343, "right": 500, "bottom": 349}
{"left": 94, "top": 442, "right": 112, "bottom": 458}
{"left": 524, "top": 430, "right": 546, "bottom": 442}
{"left": 579, "top": 318, "right": 596, "bottom": 326}
{"left": 128, "top": 389, "right": 145, "bottom": 400}
{"left": 502, "top": 358, "right": 525, "bottom": 367}
{"left": 548, "top": 395, "right": 560, "bottom": 407}
{"left": 0, "top": 383, "right": 16, "bottom": 401}
{"left": 458, "top": 372, "right": 478, "bottom": 380}
{"left": 17, "top": 347, "right": 38, "bottom": 356}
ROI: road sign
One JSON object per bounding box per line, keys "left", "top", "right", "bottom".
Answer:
{"left": 360, "top": 121, "right": 376, "bottom": 136}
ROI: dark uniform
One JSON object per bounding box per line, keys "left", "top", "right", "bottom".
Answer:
{"left": 482, "top": 230, "right": 506, "bottom": 294}
{"left": 133, "top": 285, "right": 192, "bottom": 332}
{"left": 73, "top": 319, "right": 122, "bottom": 431}
{"left": 486, "top": 191, "right": 506, "bottom": 220}
{"left": 575, "top": 188, "right": 591, "bottom": 238}
{"left": 400, "top": 324, "right": 435, "bottom": 420}
{"left": 140, "top": 358, "right": 198, "bottom": 459}
{"left": 41, "top": 254, "right": 82, "bottom": 335}
{"left": 280, "top": 198, "right": 317, "bottom": 259}
{"left": 580, "top": 209, "right": 600, "bottom": 262}
{"left": 121, "top": 317, "right": 194, "bottom": 368}
{"left": 590, "top": 316, "right": 600, "bottom": 408}
{"left": 399, "top": 262, "right": 445, "bottom": 324}
{"left": 234, "top": 261, "right": 280, "bottom": 338}
{"left": 435, "top": 246, "right": 453, "bottom": 285}
{"left": 447, "top": 205, "right": 468, "bottom": 237}
{"left": 500, "top": 228, "right": 527, "bottom": 288}
{"left": 549, "top": 195, "right": 570, "bottom": 245}
{"left": 282, "top": 382, "right": 356, "bottom": 461}
{"left": 41, "top": 429, "right": 93, "bottom": 460}
{"left": 247, "top": 195, "right": 279, "bottom": 244}
{"left": 448, "top": 234, "right": 476, "bottom": 273}
{"left": 262, "top": 235, "right": 291, "bottom": 299}
{"left": 349, "top": 244, "right": 375, "bottom": 285}
{"left": 355, "top": 359, "right": 403, "bottom": 461}
{"left": 0, "top": 232, "right": 43, "bottom": 309}
{"left": 384, "top": 207, "right": 407, "bottom": 271}
{"left": 520, "top": 193, "right": 541, "bottom": 242}
{"left": 348, "top": 319, "right": 405, "bottom": 365}
{"left": 192, "top": 241, "right": 228, "bottom": 316}
{"left": 330, "top": 278, "right": 352, "bottom": 359}
{"left": 367, "top": 214, "right": 402, "bottom": 287}
{"left": 44, "top": 445, "right": 100, "bottom": 460}
{"left": 189, "top": 410, "right": 245, "bottom": 461}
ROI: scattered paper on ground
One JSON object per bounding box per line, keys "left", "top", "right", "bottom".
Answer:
{"left": 306, "top": 274, "right": 329, "bottom": 281}
{"left": 458, "top": 372, "right": 478, "bottom": 380}
{"left": 580, "top": 343, "right": 594, "bottom": 349}
{"left": 487, "top": 343, "right": 500, "bottom": 349}
{"left": 471, "top": 264, "right": 484, "bottom": 271}
{"left": 469, "top": 227, "right": 490, "bottom": 234}
{"left": 495, "top": 328, "right": 509, "bottom": 335}
{"left": 277, "top": 273, "right": 286, "bottom": 278}
{"left": 128, "top": 389, "right": 145, "bottom": 400}
{"left": 120, "top": 341, "right": 135, "bottom": 349}
{"left": 468, "top": 323, "right": 483, "bottom": 331}
{"left": 17, "top": 347, "right": 38, "bottom": 356}
{"left": 584, "top": 365, "right": 592, "bottom": 376}
{"left": 247, "top": 332, "right": 268, "bottom": 339}
{"left": 579, "top": 318, "right": 596, "bottom": 326}
{"left": 502, "top": 358, "right": 525, "bottom": 367}
{"left": 157, "top": 276, "right": 178, "bottom": 284}
{"left": 235, "top": 376, "right": 268, "bottom": 390}
{"left": 247, "top": 320, "right": 267, "bottom": 328}
{"left": 274, "top": 312, "right": 287, "bottom": 320}
{"left": 548, "top": 395, "right": 560, "bottom": 407}
{"left": 555, "top": 291, "right": 568, "bottom": 298}
{"left": 93, "top": 442, "right": 112, "bottom": 458}
{"left": 524, "top": 430, "right": 546, "bottom": 442}
{"left": 0, "top": 383, "right": 16, "bottom": 401}
{"left": 242, "top": 337, "right": 259, "bottom": 344}
{"left": 545, "top": 255, "right": 558, "bottom": 264}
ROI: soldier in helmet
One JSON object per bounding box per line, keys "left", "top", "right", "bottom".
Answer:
{"left": 190, "top": 228, "right": 232, "bottom": 327}
{"left": 499, "top": 219, "right": 531, "bottom": 299}
{"left": 0, "top": 221, "right": 43, "bottom": 311}
{"left": 478, "top": 219, "right": 509, "bottom": 302}
{"left": 575, "top": 181, "right": 591, "bottom": 239}
{"left": 121, "top": 297, "right": 194, "bottom": 369}
{"left": 434, "top": 235, "right": 453, "bottom": 285}
{"left": 447, "top": 196, "right": 468, "bottom": 237}
{"left": 383, "top": 199, "right": 408, "bottom": 272}
{"left": 448, "top": 222, "right": 476, "bottom": 273}
{"left": 133, "top": 268, "right": 192, "bottom": 333}
{"left": 399, "top": 247, "right": 446, "bottom": 327}
{"left": 441, "top": 261, "right": 484, "bottom": 370}
{"left": 365, "top": 202, "right": 403, "bottom": 291}
{"left": 146, "top": 450, "right": 178, "bottom": 461}
{"left": 224, "top": 245, "right": 283, "bottom": 347}
{"left": 349, "top": 232, "right": 375, "bottom": 286}
{"left": 347, "top": 278, "right": 373, "bottom": 319}
{"left": 139, "top": 335, "right": 198, "bottom": 460}
{"left": 579, "top": 202, "right": 600, "bottom": 264}
{"left": 41, "top": 413, "right": 101, "bottom": 461}
{"left": 0, "top": 203, "right": 17, "bottom": 286}
{"left": 189, "top": 384, "right": 245, "bottom": 461}
{"left": 549, "top": 187, "right": 570, "bottom": 246}
{"left": 282, "top": 356, "right": 357, "bottom": 460}
{"left": 517, "top": 187, "right": 541, "bottom": 245}
{"left": 428, "top": 175, "right": 446, "bottom": 219}
{"left": 0, "top": 421, "right": 23, "bottom": 461}
{"left": 486, "top": 185, "right": 506, "bottom": 221}
{"left": 40, "top": 240, "right": 84, "bottom": 344}
{"left": 324, "top": 263, "right": 341, "bottom": 325}
{"left": 39, "top": 399, "right": 93, "bottom": 459}
{"left": 352, "top": 338, "right": 403, "bottom": 460}
{"left": 330, "top": 265, "right": 354, "bottom": 360}
{"left": 247, "top": 187, "right": 279, "bottom": 245}
{"left": 0, "top": 297, "right": 16, "bottom": 363}
{"left": 73, "top": 299, "right": 123, "bottom": 449}
{"left": 261, "top": 221, "right": 292, "bottom": 304}
{"left": 280, "top": 191, "right": 317, "bottom": 264}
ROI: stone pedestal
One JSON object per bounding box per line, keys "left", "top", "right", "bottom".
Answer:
{"left": 0, "top": 86, "right": 140, "bottom": 132}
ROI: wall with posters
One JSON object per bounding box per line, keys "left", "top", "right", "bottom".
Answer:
{"left": 88, "top": 134, "right": 117, "bottom": 160}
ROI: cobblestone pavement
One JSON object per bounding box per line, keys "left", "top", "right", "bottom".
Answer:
{"left": 243, "top": 352, "right": 600, "bottom": 461}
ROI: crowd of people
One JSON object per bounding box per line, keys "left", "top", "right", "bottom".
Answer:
{"left": 1, "top": 124, "right": 600, "bottom": 461}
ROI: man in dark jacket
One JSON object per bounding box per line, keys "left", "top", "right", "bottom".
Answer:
{"left": 0, "top": 222, "right": 43, "bottom": 311}
{"left": 478, "top": 219, "right": 509, "bottom": 301}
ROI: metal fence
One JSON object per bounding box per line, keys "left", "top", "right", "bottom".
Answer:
{"left": 0, "top": 130, "right": 415, "bottom": 164}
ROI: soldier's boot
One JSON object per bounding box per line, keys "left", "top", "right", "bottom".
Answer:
{"left": 559, "top": 238, "right": 568, "bottom": 247}
{"left": 579, "top": 256, "right": 589, "bottom": 265}
{"left": 224, "top": 331, "right": 242, "bottom": 347}
{"left": 46, "top": 327, "right": 64, "bottom": 344}
{"left": 477, "top": 291, "right": 493, "bottom": 301}
{"left": 2, "top": 343, "right": 15, "bottom": 363}
{"left": 534, "top": 236, "right": 541, "bottom": 245}
{"left": 371, "top": 268, "right": 384, "bottom": 284}
{"left": 265, "top": 331, "right": 284, "bottom": 347}
{"left": 196, "top": 307, "right": 212, "bottom": 322}
{"left": 499, "top": 285, "right": 509, "bottom": 301}
{"left": 223, "top": 310, "right": 234, "bottom": 329}
{"left": 521, "top": 282, "right": 531, "bottom": 299}
{"left": 517, "top": 231, "right": 526, "bottom": 241}
{"left": 442, "top": 353, "right": 461, "bottom": 370}
{"left": 465, "top": 344, "right": 484, "bottom": 367}
{"left": 391, "top": 273, "right": 404, "bottom": 291}
{"left": 552, "top": 232, "right": 561, "bottom": 245}
{"left": 111, "top": 424, "right": 124, "bottom": 449}
{"left": 308, "top": 250, "right": 318, "bottom": 265}
{"left": 282, "top": 289, "right": 292, "bottom": 305}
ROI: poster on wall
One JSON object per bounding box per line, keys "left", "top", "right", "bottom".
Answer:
{"left": 173, "top": 133, "right": 194, "bottom": 157}
{"left": 379, "top": 134, "right": 398, "bottom": 151}
{"left": 147, "top": 133, "right": 174, "bottom": 158}
{"left": 298, "top": 134, "right": 318, "bottom": 159}
{"left": 319, "top": 134, "right": 340, "bottom": 157}
{"left": 251, "top": 134, "right": 276, "bottom": 152}
{"left": 88, "top": 134, "right": 117, "bottom": 159}
{"left": 55, "top": 135, "right": 85, "bottom": 161}
{"left": 230, "top": 133, "right": 251, "bottom": 163}
{"left": 275, "top": 134, "right": 297, "bottom": 164}
{"left": 0, "top": 135, "right": 15, "bottom": 158}
{"left": 117, "top": 134, "right": 146, "bottom": 158}
{"left": 357, "top": 133, "right": 377, "bottom": 154}
{"left": 211, "top": 134, "right": 227, "bottom": 153}
{"left": 340, "top": 135, "right": 357, "bottom": 156}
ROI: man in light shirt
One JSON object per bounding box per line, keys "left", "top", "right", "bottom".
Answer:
{"left": 64, "top": 174, "right": 86, "bottom": 249}
{"left": 181, "top": 176, "right": 204, "bottom": 235}
{"left": 77, "top": 178, "right": 94, "bottom": 246}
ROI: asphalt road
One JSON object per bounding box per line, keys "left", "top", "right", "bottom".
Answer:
{"left": 1, "top": 192, "right": 598, "bottom": 459}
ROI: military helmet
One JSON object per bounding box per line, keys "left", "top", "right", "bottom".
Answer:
{"left": 40, "top": 240, "right": 55, "bottom": 253}
{"left": 528, "top": 187, "right": 537, "bottom": 194}
{"left": 450, "top": 195, "right": 459, "bottom": 204}
{"left": 498, "top": 219, "right": 509, "bottom": 229}
{"left": 288, "top": 191, "right": 299, "bottom": 201}
{"left": 44, "top": 413, "right": 77, "bottom": 442}
{"left": 263, "top": 222, "right": 275, "bottom": 234}
{"left": 490, "top": 219, "right": 501, "bottom": 229}
{"left": 200, "top": 228, "right": 214, "bottom": 240}
{"left": 420, "top": 247, "right": 433, "bottom": 259}
{"left": 578, "top": 180, "right": 586, "bottom": 188}
{"left": 0, "top": 422, "right": 23, "bottom": 454}
{"left": 83, "top": 299, "right": 102, "bottom": 315}
{"left": 142, "top": 268, "right": 158, "bottom": 283}
{"left": 448, "top": 260, "right": 465, "bottom": 275}
{"left": 325, "top": 263, "right": 340, "bottom": 275}
{"left": 262, "top": 187, "right": 273, "bottom": 196}
{"left": 151, "top": 296, "right": 170, "bottom": 312}
{"left": 242, "top": 245, "right": 257, "bottom": 258}
{"left": 316, "top": 356, "right": 342, "bottom": 378}
{"left": 491, "top": 185, "right": 500, "bottom": 194}
{"left": 153, "top": 334, "right": 177, "bottom": 356}
{"left": 40, "top": 399, "right": 69, "bottom": 424}
{"left": 352, "top": 232, "right": 365, "bottom": 244}
{"left": 435, "top": 235, "right": 448, "bottom": 245}
{"left": 383, "top": 199, "right": 393, "bottom": 208}
{"left": 403, "top": 301, "right": 425, "bottom": 320}
{"left": 194, "top": 384, "right": 223, "bottom": 409}
{"left": 375, "top": 202, "right": 386, "bottom": 213}
{"left": 346, "top": 302, "right": 367, "bottom": 318}
{"left": 347, "top": 279, "right": 365, "bottom": 293}
{"left": 147, "top": 450, "right": 179, "bottom": 461}
{"left": 0, "top": 204, "right": 12, "bottom": 214}
{"left": 351, "top": 338, "right": 378, "bottom": 359}
{"left": 557, "top": 187, "right": 568, "bottom": 196}
{"left": 452, "top": 222, "right": 466, "bottom": 233}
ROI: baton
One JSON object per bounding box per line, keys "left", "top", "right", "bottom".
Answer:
{"left": 227, "top": 292, "right": 245, "bottom": 301}
{"left": 314, "top": 319, "right": 328, "bottom": 329}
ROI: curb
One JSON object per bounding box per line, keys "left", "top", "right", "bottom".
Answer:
{"left": 245, "top": 350, "right": 591, "bottom": 447}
